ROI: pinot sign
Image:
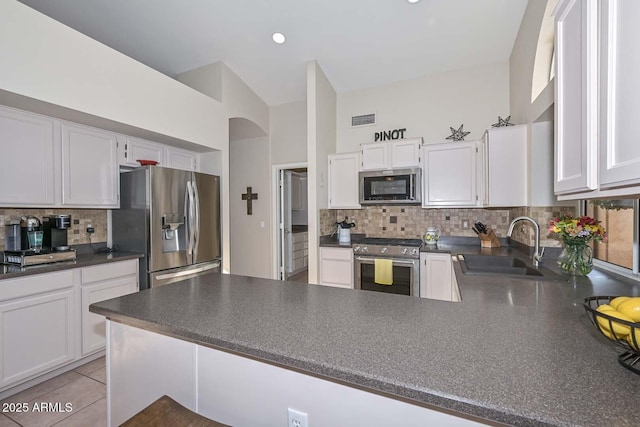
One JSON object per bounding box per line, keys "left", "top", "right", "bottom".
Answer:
{"left": 374, "top": 128, "right": 407, "bottom": 142}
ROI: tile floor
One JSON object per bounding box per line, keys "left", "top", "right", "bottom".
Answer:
{"left": 0, "top": 357, "right": 106, "bottom": 427}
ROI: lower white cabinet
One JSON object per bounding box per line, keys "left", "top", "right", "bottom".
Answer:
{"left": 291, "top": 232, "right": 309, "bottom": 275}
{"left": 0, "top": 259, "right": 139, "bottom": 393}
{"left": 419, "top": 253, "right": 459, "bottom": 302}
{"left": 81, "top": 260, "right": 138, "bottom": 355}
{"left": 0, "top": 271, "right": 75, "bottom": 390}
{"left": 319, "top": 247, "right": 354, "bottom": 289}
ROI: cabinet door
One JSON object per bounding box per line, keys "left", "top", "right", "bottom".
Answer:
{"left": 598, "top": 0, "right": 640, "bottom": 189}
{"left": 166, "top": 147, "right": 198, "bottom": 171}
{"left": 485, "top": 125, "right": 528, "bottom": 207}
{"left": 361, "top": 142, "right": 389, "bottom": 170}
{"left": 423, "top": 141, "right": 478, "bottom": 207}
{"left": 62, "top": 123, "right": 119, "bottom": 207}
{"left": 0, "top": 272, "right": 75, "bottom": 389}
{"left": 291, "top": 174, "right": 302, "bottom": 210}
{"left": 81, "top": 276, "right": 137, "bottom": 355}
{"left": 419, "top": 253, "right": 452, "bottom": 301}
{"left": 319, "top": 247, "right": 353, "bottom": 288}
{"left": 120, "top": 137, "right": 165, "bottom": 167}
{"left": 391, "top": 139, "right": 422, "bottom": 168}
{"left": 0, "top": 107, "right": 58, "bottom": 206}
{"left": 554, "top": 0, "right": 598, "bottom": 195}
{"left": 328, "top": 153, "right": 361, "bottom": 209}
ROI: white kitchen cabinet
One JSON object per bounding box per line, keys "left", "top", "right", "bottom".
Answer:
{"left": 419, "top": 253, "right": 458, "bottom": 302}
{"left": 291, "top": 232, "right": 309, "bottom": 275}
{"left": 290, "top": 173, "right": 306, "bottom": 211}
{"left": 554, "top": 0, "right": 640, "bottom": 199}
{"left": 119, "top": 136, "right": 166, "bottom": 167}
{"left": 0, "top": 106, "right": 59, "bottom": 207}
{"left": 319, "top": 247, "right": 353, "bottom": 289}
{"left": 554, "top": 0, "right": 598, "bottom": 196}
{"left": 422, "top": 141, "right": 481, "bottom": 207}
{"left": 0, "top": 271, "right": 75, "bottom": 390}
{"left": 166, "top": 146, "right": 199, "bottom": 171}
{"left": 482, "top": 125, "right": 528, "bottom": 207}
{"left": 328, "top": 152, "right": 361, "bottom": 209}
{"left": 361, "top": 138, "right": 422, "bottom": 170}
{"left": 598, "top": 0, "right": 640, "bottom": 190}
{"left": 81, "top": 260, "right": 138, "bottom": 355}
{"left": 61, "top": 123, "right": 120, "bottom": 207}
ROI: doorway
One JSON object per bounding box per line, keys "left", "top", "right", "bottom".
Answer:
{"left": 273, "top": 163, "right": 309, "bottom": 282}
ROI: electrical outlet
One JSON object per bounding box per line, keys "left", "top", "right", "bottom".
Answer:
{"left": 462, "top": 219, "right": 469, "bottom": 229}
{"left": 86, "top": 224, "right": 95, "bottom": 234}
{"left": 287, "top": 408, "right": 308, "bottom": 427}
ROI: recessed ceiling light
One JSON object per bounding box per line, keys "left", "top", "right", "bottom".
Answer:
{"left": 407, "top": 0, "right": 421, "bottom": 3}
{"left": 272, "top": 32, "right": 286, "bottom": 44}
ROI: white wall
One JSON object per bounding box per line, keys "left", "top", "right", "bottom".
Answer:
{"left": 307, "top": 61, "right": 337, "bottom": 284}
{"left": 229, "top": 137, "right": 272, "bottom": 278}
{"left": 221, "top": 64, "right": 270, "bottom": 135}
{"left": 0, "top": 0, "right": 224, "bottom": 151}
{"left": 270, "top": 101, "right": 307, "bottom": 165}
{"left": 336, "top": 62, "right": 510, "bottom": 152}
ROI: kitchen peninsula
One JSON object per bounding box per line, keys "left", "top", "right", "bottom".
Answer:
{"left": 91, "top": 254, "right": 640, "bottom": 427}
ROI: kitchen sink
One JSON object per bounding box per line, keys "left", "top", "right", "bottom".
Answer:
{"left": 457, "top": 254, "right": 564, "bottom": 281}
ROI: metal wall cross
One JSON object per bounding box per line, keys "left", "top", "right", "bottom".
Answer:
{"left": 241, "top": 186, "right": 258, "bottom": 215}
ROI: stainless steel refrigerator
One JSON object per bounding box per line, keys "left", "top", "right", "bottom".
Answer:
{"left": 112, "top": 166, "right": 221, "bottom": 289}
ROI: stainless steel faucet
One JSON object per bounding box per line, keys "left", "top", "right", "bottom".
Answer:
{"left": 507, "top": 216, "right": 545, "bottom": 267}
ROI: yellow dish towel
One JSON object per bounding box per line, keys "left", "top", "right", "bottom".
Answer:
{"left": 374, "top": 259, "right": 393, "bottom": 285}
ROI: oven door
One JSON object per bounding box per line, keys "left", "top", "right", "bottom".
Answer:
{"left": 354, "top": 256, "right": 419, "bottom": 296}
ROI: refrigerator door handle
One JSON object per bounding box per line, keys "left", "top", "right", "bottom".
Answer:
{"left": 155, "top": 261, "right": 221, "bottom": 280}
{"left": 186, "top": 180, "right": 195, "bottom": 257}
{"left": 192, "top": 177, "right": 200, "bottom": 260}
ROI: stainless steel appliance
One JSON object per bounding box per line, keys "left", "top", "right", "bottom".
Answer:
{"left": 359, "top": 168, "right": 422, "bottom": 205}
{"left": 43, "top": 214, "right": 71, "bottom": 251}
{"left": 353, "top": 238, "right": 421, "bottom": 296}
{"left": 112, "top": 166, "right": 221, "bottom": 289}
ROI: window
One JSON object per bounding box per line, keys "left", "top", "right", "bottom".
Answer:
{"left": 585, "top": 199, "right": 638, "bottom": 273}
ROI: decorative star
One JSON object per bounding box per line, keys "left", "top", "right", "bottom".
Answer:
{"left": 445, "top": 124, "right": 470, "bottom": 142}
{"left": 492, "top": 115, "right": 514, "bottom": 127}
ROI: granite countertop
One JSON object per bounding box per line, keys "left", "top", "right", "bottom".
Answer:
{"left": 0, "top": 250, "right": 143, "bottom": 280}
{"left": 91, "top": 249, "right": 640, "bottom": 427}
{"left": 319, "top": 233, "right": 366, "bottom": 247}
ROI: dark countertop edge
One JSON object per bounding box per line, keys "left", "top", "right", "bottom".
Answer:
{"left": 95, "top": 308, "right": 542, "bottom": 427}
{"left": 0, "top": 251, "right": 143, "bottom": 280}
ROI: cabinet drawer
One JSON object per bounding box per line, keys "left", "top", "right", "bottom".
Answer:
{"left": 293, "top": 241, "right": 308, "bottom": 252}
{"left": 320, "top": 247, "right": 352, "bottom": 261}
{"left": 1, "top": 270, "right": 74, "bottom": 301}
{"left": 82, "top": 260, "right": 138, "bottom": 284}
{"left": 292, "top": 232, "right": 308, "bottom": 243}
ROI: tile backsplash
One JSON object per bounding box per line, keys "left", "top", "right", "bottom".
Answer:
{"left": 321, "top": 205, "right": 576, "bottom": 248}
{"left": 0, "top": 209, "right": 107, "bottom": 251}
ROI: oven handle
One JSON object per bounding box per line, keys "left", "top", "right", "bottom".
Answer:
{"left": 355, "top": 257, "right": 416, "bottom": 265}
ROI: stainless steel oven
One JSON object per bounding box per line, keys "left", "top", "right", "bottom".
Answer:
{"left": 353, "top": 238, "right": 421, "bottom": 297}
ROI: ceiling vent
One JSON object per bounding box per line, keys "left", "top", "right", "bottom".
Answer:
{"left": 351, "top": 113, "right": 376, "bottom": 127}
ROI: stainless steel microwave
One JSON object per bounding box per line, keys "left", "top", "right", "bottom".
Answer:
{"left": 359, "top": 168, "right": 422, "bottom": 205}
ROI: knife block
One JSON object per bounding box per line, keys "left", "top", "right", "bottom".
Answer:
{"left": 478, "top": 229, "right": 501, "bottom": 248}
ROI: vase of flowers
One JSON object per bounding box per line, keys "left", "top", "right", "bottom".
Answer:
{"left": 549, "top": 215, "right": 607, "bottom": 276}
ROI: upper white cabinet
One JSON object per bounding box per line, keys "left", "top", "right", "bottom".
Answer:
{"left": 482, "top": 125, "right": 528, "bottom": 207}
{"left": 291, "top": 173, "right": 307, "bottom": 211}
{"left": 119, "top": 136, "right": 165, "bottom": 167}
{"left": 0, "top": 106, "right": 59, "bottom": 207}
{"left": 423, "top": 141, "right": 481, "bottom": 207}
{"left": 62, "top": 123, "right": 119, "bottom": 207}
{"left": 118, "top": 136, "right": 199, "bottom": 171}
{"left": 554, "top": 0, "right": 640, "bottom": 198}
{"left": 598, "top": 0, "right": 640, "bottom": 190}
{"left": 361, "top": 138, "right": 422, "bottom": 170}
{"left": 328, "top": 152, "right": 361, "bottom": 209}
{"left": 166, "top": 147, "right": 199, "bottom": 171}
{"left": 554, "top": 0, "right": 598, "bottom": 195}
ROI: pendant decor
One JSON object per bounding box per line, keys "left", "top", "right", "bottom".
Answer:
{"left": 491, "top": 115, "right": 514, "bottom": 127}
{"left": 445, "top": 124, "right": 470, "bottom": 142}
{"left": 549, "top": 215, "right": 607, "bottom": 276}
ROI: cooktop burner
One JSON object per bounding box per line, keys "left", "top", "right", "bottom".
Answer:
{"left": 358, "top": 238, "right": 423, "bottom": 247}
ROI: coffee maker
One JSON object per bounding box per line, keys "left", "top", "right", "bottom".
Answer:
{"left": 42, "top": 214, "right": 71, "bottom": 251}
{"left": 20, "top": 216, "right": 41, "bottom": 251}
